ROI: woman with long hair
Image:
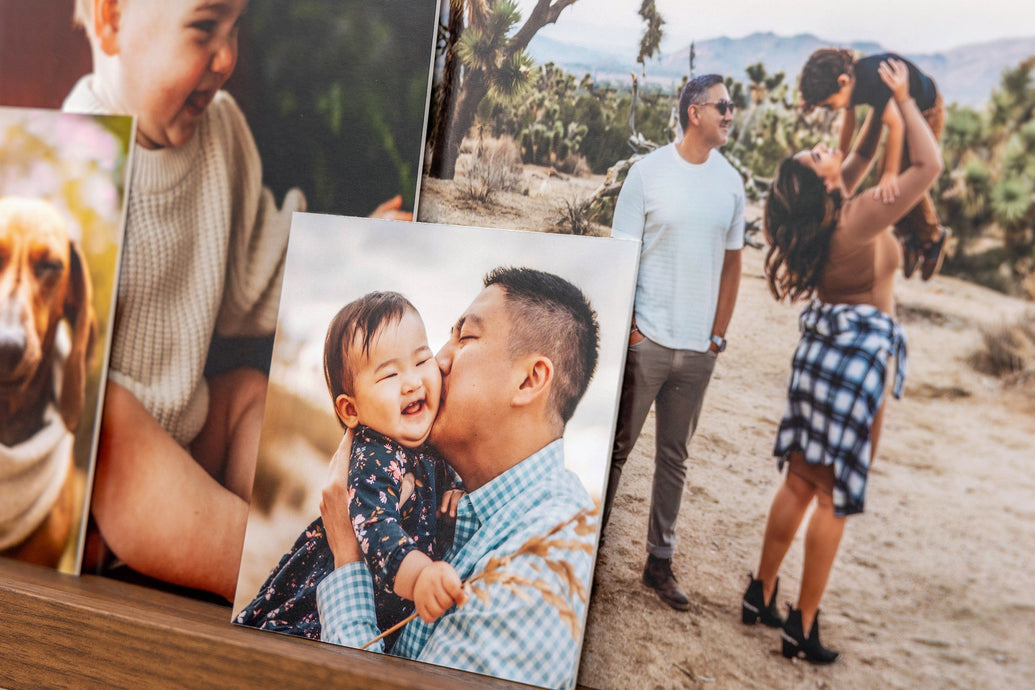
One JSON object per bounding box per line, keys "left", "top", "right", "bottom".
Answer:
{"left": 741, "top": 59, "right": 943, "bottom": 663}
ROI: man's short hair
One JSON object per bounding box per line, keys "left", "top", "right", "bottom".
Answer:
{"left": 323, "top": 291, "right": 416, "bottom": 425}
{"left": 799, "top": 48, "right": 856, "bottom": 112}
{"left": 484, "top": 267, "right": 599, "bottom": 427}
{"left": 678, "top": 73, "right": 725, "bottom": 132}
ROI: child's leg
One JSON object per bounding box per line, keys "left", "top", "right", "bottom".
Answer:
{"left": 190, "top": 368, "right": 269, "bottom": 503}
{"left": 94, "top": 382, "right": 248, "bottom": 601}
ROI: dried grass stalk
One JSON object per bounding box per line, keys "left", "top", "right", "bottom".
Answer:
{"left": 360, "top": 505, "right": 599, "bottom": 650}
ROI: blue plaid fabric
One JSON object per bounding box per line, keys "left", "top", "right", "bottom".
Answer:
{"left": 317, "top": 439, "right": 595, "bottom": 689}
{"left": 773, "top": 300, "right": 907, "bottom": 516}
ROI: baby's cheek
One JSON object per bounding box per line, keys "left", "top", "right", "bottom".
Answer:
{"left": 428, "top": 370, "right": 443, "bottom": 405}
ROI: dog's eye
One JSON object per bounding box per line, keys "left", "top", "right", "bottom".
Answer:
{"left": 34, "top": 259, "right": 64, "bottom": 279}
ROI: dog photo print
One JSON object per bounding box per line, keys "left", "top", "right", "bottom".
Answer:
{"left": 232, "top": 214, "right": 639, "bottom": 689}
{"left": 0, "top": 106, "right": 133, "bottom": 575}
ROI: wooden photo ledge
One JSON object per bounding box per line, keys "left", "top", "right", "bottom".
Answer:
{"left": 0, "top": 558, "right": 534, "bottom": 689}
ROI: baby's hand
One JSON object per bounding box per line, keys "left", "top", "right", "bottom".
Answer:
{"left": 873, "top": 171, "right": 901, "bottom": 204}
{"left": 413, "top": 561, "right": 467, "bottom": 623}
{"left": 439, "top": 489, "right": 465, "bottom": 518}
{"left": 370, "top": 195, "right": 413, "bottom": 222}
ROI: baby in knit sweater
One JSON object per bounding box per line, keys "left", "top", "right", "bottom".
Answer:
{"left": 66, "top": 0, "right": 408, "bottom": 601}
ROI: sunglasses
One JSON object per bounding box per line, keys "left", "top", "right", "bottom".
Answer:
{"left": 699, "top": 100, "right": 736, "bottom": 116}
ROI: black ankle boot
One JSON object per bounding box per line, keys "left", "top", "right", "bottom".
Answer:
{"left": 741, "top": 574, "right": 783, "bottom": 627}
{"left": 781, "top": 607, "right": 840, "bottom": 664}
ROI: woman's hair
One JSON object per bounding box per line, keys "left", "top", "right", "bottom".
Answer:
{"left": 799, "top": 48, "right": 856, "bottom": 112}
{"left": 764, "top": 157, "right": 843, "bottom": 302}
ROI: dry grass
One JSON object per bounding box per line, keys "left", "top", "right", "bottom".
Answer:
{"left": 974, "top": 312, "right": 1035, "bottom": 377}
{"left": 361, "top": 505, "right": 598, "bottom": 649}
{"left": 553, "top": 153, "right": 591, "bottom": 177}
{"left": 250, "top": 380, "right": 342, "bottom": 516}
{"left": 552, "top": 195, "right": 592, "bottom": 236}
{"left": 457, "top": 136, "right": 524, "bottom": 203}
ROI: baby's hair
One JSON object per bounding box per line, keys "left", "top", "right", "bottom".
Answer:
{"left": 799, "top": 48, "right": 856, "bottom": 113}
{"left": 323, "top": 292, "right": 418, "bottom": 426}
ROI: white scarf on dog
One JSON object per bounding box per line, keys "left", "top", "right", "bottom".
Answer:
{"left": 0, "top": 404, "right": 73, "bottom": 550}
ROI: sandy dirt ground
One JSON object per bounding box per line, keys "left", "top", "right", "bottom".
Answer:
{"left": 577, "top": 241, "right": 1035, "bottom": 689}
{"left": 417, "top": 163, "right": 613, "bottom": 237}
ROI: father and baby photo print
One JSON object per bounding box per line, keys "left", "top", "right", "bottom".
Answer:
{"left": 232, "top": 215, "right": 639, "bottom": 689}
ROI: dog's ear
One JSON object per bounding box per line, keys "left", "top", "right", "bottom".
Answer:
{"left": 59, "top": 239, "right": 97, "bottom": 431}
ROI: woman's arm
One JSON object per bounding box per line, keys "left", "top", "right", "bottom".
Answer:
{"left": 94, "top": 382, "right": 247, "bottom": 601}
{"left": 838, "top": 106, "right": 857, "bottom": 157}
{"left": 840, "top": 59, "right": 943, "bottom": 240}
{"left": 874, "top": 100, "right": 905, "bottom": 203}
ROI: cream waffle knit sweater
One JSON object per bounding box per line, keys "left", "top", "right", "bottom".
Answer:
{"left": 64, "top": 77, "right": 305, "bottom": 445}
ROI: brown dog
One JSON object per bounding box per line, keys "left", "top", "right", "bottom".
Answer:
{"left": 0, "top": 196, "right": 96, "bottom": 567}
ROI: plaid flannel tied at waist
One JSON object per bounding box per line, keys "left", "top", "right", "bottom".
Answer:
{"left": 774, "top": 300, "right": 907, "bottom": 516}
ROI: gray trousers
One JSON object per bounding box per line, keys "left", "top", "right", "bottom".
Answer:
{"left": 602, "top": 336, "right": 716, "bottom": 559}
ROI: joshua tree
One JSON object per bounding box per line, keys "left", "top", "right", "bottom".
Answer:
{"left": 428, "top": 0, "right": 580, "bottom": 180}
{"left": 636, "top": 1, "right": 665, "bottom": 77}
{"left": 936, "top": 57, "right": 1035, "bottom": 295}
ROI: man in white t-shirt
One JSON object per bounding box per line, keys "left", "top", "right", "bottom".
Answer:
{"left": 602, "top": 74, "right": 745, "bottom": 610}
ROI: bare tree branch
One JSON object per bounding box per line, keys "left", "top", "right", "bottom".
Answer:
{"left": 509, "top": 0, "right": 579, "bottom": 54}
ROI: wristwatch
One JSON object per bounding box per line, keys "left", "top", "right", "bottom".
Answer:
{"left": 710, "top": 334, "right": 727, "bottom": 353}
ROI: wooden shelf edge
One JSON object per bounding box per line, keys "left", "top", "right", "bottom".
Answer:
{"left": 0, "top": 558, "right": 530, "bottom": 689}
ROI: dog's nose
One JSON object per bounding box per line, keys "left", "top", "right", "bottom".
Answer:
{"left": 0, "top": 298, "right": 28, "bottom": 374}
{"left": 0, "top": 327, "right": 27, "bottom": 374}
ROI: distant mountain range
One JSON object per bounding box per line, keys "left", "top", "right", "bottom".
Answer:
{"left": 527, "top": 31, "right": 1035, "bottom": 107}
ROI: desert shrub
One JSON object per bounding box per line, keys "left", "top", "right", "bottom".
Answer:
{"left": 553, "top": 195, "right": 591, "bottom": 236}
{"left": 975, "top": 313, "right": 1035, "bottom": 377}
{"left": 554, "top": 153, "right": 591, "bottom": 176}
{"left": 458, "top": 136, "right": 523, "bottom": 202}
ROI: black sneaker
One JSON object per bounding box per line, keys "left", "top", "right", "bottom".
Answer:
{"left": 920, "top": 226, "right": 951, "bottom": 281}
{"left": 642, "top": 555, "right": 690, "bottom": 611}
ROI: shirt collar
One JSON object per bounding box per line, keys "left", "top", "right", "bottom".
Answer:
{"left": 461, "top": 439, "right": 565, "bottom": 528}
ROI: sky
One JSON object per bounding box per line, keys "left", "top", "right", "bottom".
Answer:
{"left": 518, "top": 0, "right": 1033, "bottom": 56}
{"left": 271, "top": 213, "right": 641, "bottom": 501}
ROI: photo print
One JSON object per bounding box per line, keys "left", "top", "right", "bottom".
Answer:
{"left": 233, "top": 213, "right": 639, "bottom": 689}
{"left": 0, "top": 106, "right": 133, "bottom": 575}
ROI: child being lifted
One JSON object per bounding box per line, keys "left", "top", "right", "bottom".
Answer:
{"left": 799, "top": 48, "right": 949, "bottom": 281}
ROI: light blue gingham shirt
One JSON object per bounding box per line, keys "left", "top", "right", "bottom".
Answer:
{"left": 317, "top": 439, "right": 595, "bottom": 689}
